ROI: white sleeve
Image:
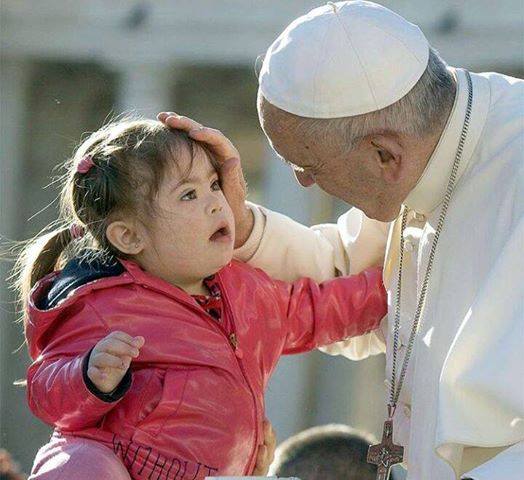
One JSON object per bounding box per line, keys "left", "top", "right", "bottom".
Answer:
{"left": 462, "top": 442, "right": 524, "bottom": 480}
{"left": 234, "top": 203, "right": 390, "bottom": 360}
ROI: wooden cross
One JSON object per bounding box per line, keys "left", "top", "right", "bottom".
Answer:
{"left": 367, "top": 419, "right": 404, "bottom": 480}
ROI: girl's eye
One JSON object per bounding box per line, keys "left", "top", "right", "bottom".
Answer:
{"left": 211, "top": 179, "right": 221, "bottom": 191}
{"left": 181, "top": 190, "right": 197, "bottom": 201}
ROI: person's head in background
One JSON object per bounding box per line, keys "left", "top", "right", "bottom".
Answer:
{"left": 269, "top": 424, "right": 400, "bottom": 480}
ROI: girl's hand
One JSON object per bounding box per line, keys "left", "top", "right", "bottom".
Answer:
{"left": 157, "top": 112, "right": 254, "bottom": 248}
{"left": 252, "top": 419, "right": 277, "bottom": 475}
{"left": 87, "top": 331, "right": 145, "bottom": 393}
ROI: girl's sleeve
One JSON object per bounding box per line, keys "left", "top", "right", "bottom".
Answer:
{"left": 26, "top": 303, "right": 131, "bottom": 431}
{"left": 235, "top": 203, "right": 389, "bottom": 358}
{"left": 270, "top": 266, "right": 387, "bottom": 354}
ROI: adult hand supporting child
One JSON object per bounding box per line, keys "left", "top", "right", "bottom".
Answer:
{"left": 157, "top": 112, "right": 254, "bottom": 248}
{"left": 252, "top": 419, "right": 277, "bottom": 476}
{"left": 87, "top": 331, "right": 145, "bottom": 394}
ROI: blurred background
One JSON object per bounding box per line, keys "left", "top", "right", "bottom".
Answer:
{"left": 1, "top": 0, "right": 523, "bottom": 476}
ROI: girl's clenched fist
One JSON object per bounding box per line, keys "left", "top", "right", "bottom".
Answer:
{"left": 87, "top": 331, "right": 145, "bottom": 393}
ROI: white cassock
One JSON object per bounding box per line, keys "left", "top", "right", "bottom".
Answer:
{"left": 235, "top": 68, "right": 524, "bottom": 479}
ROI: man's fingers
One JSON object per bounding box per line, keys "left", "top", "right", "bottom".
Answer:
{"left": 219, "top": 157, "right": 245, "bottom": 198}
{"left": 163, "top": 115, "right": 203, "bottom": 133}
{"left": 160, "top": 112, "right": 239, "bottom": 162}
{"left": 158, "top": 112, "right": 204, "bottom": 134}
{"left": 188, "top": 127, "right": 240, "bottom": 161}
{"left": 157, "top": 111, "right": 177, "bottom": 122}
{"left": 251, "top": 420, "right": 277, "bottom": 475}
{"left": 158, "top": 114, "right": 243, "bottom": 184}
{"left": 263, "top": 420, "right": 277, "bottom": 449}
{"left": 252, "top": 445, "right": 268, "bottom": 476}
{"left": 221, "top": 156, "right": 240, "bottom": 174}
{"left": 262, "top": 419, "right": 277, "bottom": 469}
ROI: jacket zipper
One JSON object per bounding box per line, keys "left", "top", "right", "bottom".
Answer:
{"left": 141, "top": 279, "right": 260, "bottom": 473}
{"left": 228, "top": 332, "right": 238, "bottom": 350}
{"left": 215, "top": 274, "right": 260, "bottom": 476}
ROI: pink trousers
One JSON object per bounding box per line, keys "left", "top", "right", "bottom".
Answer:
{"left": 29, "top": 434, "right": 131, "bottom": 480}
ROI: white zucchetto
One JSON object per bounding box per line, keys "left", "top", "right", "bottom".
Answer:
{"left": 259, "top": 1, "right": 430, "bottom": 118}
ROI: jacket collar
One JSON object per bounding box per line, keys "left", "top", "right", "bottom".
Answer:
{"left": 39, "top": 255, "right": 125, "bottom": 309}
{"left": 404, "top": 68, "right": 491, "bottom": 215}
{"left": 119, "top": 259, "right": 228, "bottom": 308}
{"left": 30, "top": 255, "right": 231, "bottom": 315}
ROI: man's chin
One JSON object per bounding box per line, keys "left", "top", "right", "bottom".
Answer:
{"left": 362, "top": 205, "right": 402, "bottom": 222}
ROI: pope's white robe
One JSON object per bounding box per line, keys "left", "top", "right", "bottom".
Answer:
{"left": 236, "top": 68, "right": 524, "bottom": 479}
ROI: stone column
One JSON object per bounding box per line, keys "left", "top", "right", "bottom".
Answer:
{"left": 0, "top": 58, "right": 32, "bottom": 236}
{"left": 262, "top": 144, "right": 310, "bottom": 222}
{"left": 0, "top": 57, "right": 35, "bottom": 468}
{"left": 115, "top": 62, "right": 177, "bottom": 118}
{"left": 262, "top": 143, "right": 387, "bottom": 443}
{"left": 262, "top": 144, "right": 320, "bottom": 438}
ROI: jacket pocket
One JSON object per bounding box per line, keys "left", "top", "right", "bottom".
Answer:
{"left": 132, "top": 368, "right": 190, "bottom": 439}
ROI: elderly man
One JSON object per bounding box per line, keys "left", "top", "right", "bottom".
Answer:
{"left": 160, "top": 2, "right": 523, "bottom": 479}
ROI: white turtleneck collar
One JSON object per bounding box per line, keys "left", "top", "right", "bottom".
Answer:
{"left": 404, "top": 68, "right": 491, "bottom": 215}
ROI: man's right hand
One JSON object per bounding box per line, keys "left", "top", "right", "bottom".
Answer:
{"left": 87, "top": 331, "right": 144, "bottom": 393}
{"left": 157, "top": 112, "right": 254, "bottom": 248}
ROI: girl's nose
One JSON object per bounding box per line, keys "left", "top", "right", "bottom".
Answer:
{"left": 294, "top": 170, "right": 316, "bottom": 187}
{"left": 208, "top": 201, "right": 223, "bottom": 215}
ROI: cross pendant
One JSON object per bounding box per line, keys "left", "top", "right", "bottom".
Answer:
{"left": 367, "top": 419, "right": 404, "bottom": 480}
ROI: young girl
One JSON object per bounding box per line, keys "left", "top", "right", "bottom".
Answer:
{"left": 19, "top": 117, "right": 387, "bottom": 480}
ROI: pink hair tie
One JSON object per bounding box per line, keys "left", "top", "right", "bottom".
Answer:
{"left": 69, "top": 223, "right": 85, "bottom": 240}
{"left": 77, "top": 155, "right": 95, "bottom": 174}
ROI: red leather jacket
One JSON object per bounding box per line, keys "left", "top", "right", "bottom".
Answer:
{"left": 26, "top": 258, "right": 386, "bottom": 479}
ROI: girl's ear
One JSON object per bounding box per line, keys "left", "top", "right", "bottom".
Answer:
{"left": 106, "top": 220, "right": 145, "bottom": 255}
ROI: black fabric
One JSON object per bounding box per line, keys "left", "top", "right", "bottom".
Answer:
{"left": 38, "top": 254, "right": 124, "bottom": 310}
{"left": 82, "top": 347, "right": 132, "bottom": 403}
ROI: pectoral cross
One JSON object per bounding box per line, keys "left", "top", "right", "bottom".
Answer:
{"left": 367, "top": 419, "right": 404, "bottom": 480}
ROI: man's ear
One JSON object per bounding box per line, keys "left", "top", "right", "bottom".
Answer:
{"left": 106, "top": 220, "right": 145, "bottom": 255}
{"left": 370, "top": 134, "right": 404, "bottom": 184}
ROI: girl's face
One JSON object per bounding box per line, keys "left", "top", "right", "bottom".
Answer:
{"left": 137, "top": 147, "right": 235, "bottom": 290}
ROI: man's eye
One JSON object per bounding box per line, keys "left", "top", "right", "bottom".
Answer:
{"left": 181, "top": 190, "right": 197, "bottom": 201}
{"left": 211, "top": 180, "right": 221, "bottom": 191}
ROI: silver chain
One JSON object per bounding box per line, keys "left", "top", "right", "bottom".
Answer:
{"left": 388, "top": 70, "right": 474, "bottom": 412}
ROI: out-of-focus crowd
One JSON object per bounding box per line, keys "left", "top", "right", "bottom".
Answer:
{"left": 0, "top": 449, "right": 27, "bottom": 480}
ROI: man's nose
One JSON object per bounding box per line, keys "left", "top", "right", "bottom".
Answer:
{"left": 294, "top": 170, "right": 316, "bottom": 187}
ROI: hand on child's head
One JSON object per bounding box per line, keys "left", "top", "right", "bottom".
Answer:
{"left": 87, "top": 331, "right": 145, "bottom": 393}
{"left": 157, "top": 111, "right": 253, "bottom": 247}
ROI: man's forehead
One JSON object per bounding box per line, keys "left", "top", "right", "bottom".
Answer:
{"left": 259, "top": 94, "right": 327, "bottom": 169}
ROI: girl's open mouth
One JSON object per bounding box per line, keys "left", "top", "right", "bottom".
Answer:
{"left": 209, "top": 225, "right": 232, "bottom": 243}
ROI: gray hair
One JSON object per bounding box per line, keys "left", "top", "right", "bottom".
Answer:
{"left": 265, "top": 47, "right": 456, "bottom": 154}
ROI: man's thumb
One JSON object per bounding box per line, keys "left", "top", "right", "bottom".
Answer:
{"left": 220, "top": 157, "right": 243, "bottom": 200}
